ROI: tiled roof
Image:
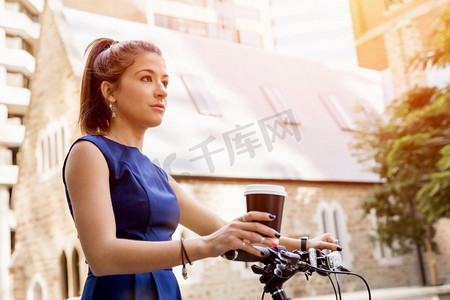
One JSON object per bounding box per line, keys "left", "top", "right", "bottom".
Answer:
{"left": 58, "top": 7, "right": 384, "bottom": 182}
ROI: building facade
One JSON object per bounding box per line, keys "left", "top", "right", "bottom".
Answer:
{"left": 62, "top": 0, "right": 274, "bottom": 50}
{"left": 146, "top": 0, "right": 274, "bottom": 50}
{"left": 8, "top": 3, "right": 82, "bottom": 298}
{"left": 8, "top": 2, "right": 450, "bottom": 300}
{"left": 271, "top": 0, "right": 358, "bottom": 66}
{"left": 0, "top": 0, "right": 42, "bottom": 299}
{"left": 349, "top": 0, "right": 450, "bottom": 100}
{"left": 146, "top": 0, "right": 360, "bottom": 66}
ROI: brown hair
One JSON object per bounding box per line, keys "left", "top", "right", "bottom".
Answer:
{"left": 79, "top": 38, "right": 163, "bottom": 134}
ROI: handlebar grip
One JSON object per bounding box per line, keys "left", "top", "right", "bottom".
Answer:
{"left": 222, "top": 246, "right": 271, "bottom": 262}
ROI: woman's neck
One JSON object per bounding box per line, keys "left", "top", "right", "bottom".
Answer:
{"left": 107, "top": 125, "right": 145, "bottom": 151}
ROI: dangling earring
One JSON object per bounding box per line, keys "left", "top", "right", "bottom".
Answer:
{"left": 109, "top": 102, "right": 116, "bottom": 118}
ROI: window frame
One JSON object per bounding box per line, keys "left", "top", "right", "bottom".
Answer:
{"left": 260, "top": 84, "right": 301, "bottom": 126}
{"left": 180, "top": 74, "right": 222, "bottom": 117}
{"left": 319, "top": 93, "right": 356, "bottom": 131}
{"left": 315, "top": 201, "right": 354, "bottom": 268}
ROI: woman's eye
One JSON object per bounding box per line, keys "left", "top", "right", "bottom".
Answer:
{"left": 142, "top": 76, "right": 152, "bottom": 82}
{"left": 163, "top": 81, "right": 169, "bottom": 88}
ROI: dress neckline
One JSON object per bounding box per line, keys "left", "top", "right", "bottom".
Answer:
{"left": 97, "top": 135, "right": 143, "bottom": 153}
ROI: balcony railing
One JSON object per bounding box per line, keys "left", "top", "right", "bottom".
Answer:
{"left": 0, "top": 86, "right": 30, "bottom": 115}
{"left": 148, "top": 0, "right": 218, "bottom": 23}
{"left": 0, "top": 48, "right": 35, "bottom": 77}
{"left": 0, "top": 165, "right": 18, "bottom": 186}
{"left": 21, "top": 0, "right": 44, "bottom": 15}
{"left": 0, "top": 123, "right": 25, "bottom": 148}
{"left": 0, "top": 9, "right": 40, "bottom": 40}
{"left": 233, "top": 0, "right": 269, "bottom": 10}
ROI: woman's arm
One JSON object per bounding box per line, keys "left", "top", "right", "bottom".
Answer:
{"left": 65, "top": 140, "right": 207, "bottom": 276}
{"left": 171, "top": 179, "right": 280, "bottom": 257}
{"left": 170, "top": 180, "right": 341, "bottom": 256}
{"left": 65, "top": 141, "right": 279, "bottom": 276}
{"left": 170, "top": 180, "right": 226, "bottom": 236}
{"left": 279, "top": 233, "right": 342, "bottom": 252}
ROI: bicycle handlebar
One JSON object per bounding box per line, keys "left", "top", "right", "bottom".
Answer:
{"left": 224, "top": 246, "right": 371, "bottom": 300}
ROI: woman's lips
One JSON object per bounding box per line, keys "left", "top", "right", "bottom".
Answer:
{"left": 151, "top": 103, "right": 165, "bottom": 111}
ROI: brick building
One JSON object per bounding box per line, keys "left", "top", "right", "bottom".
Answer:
{"left": 8, "top": 1, "right": 450, "bottom": 300}
{"left": 349, "top": 0, "right": 450, "bottom": 100}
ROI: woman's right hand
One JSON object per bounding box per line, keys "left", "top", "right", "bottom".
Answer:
{"left": 203, "top": 211, "right": 281, "bottom": 258}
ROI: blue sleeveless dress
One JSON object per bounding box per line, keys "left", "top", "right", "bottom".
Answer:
{"left": 62, "top": 135, "right": 182, "bottom": 300}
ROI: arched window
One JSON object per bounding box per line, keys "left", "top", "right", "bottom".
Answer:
{"left": 43, "top": 135, "right": 50, "bottom": 172}
{"left": 36, "top": 118, "right": 71, "bottom": 179}
{"left": 27, "top": 274, "right": 47, "bottom": 300}
{"left": 32, "top": 282, "right": 43, "bottom": 300}
{"left": 315, "top": 201, "right": 354, "bottom": 268}
{"left": 60, "top": 252, "right": 69, "bottom": 299}
{"left": 72, "top": 249, "right": 81, "bottom": 297}
{"left": 53, "top": 130, "right": 59, "bottom": 167}
{"left": 48, "top": 135, "right": 53, "bottom": 169}
{"left": 369, "top": 209, "right": 402, "bottom": 265}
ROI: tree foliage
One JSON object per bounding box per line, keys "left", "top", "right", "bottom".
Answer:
{"left": 352, "top": 85, "right": 449, "bottom": 254}
{"left": 351, "top": 6, "right": 450, "bottom": 257}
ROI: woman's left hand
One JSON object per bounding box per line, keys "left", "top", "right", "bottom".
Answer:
{"left": 305, "top": 233, "right": 342, "bottom": 251}
{"left": 202, "top": 211, "right": 280, "bottom": 258}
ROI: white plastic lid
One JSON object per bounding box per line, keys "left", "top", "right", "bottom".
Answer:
{"left": 243, "top": 184, "right": 287, "bottom": 197}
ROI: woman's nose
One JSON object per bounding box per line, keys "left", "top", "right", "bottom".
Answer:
{"left": 154, "top": 83, "right": 168, "bottom": 99}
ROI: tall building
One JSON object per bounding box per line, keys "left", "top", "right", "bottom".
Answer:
{"left": 0, "top": 0, "right": 42, "bottom": 299}
{"left": 271, "top": 0, "right": 359, "bottom": 66}
{"left": 146, "top": 0, "right": 359, "bottom": 65}
{"left": 62, "top": 0, "right": 146, "bottom": 23}
{"left": 146, "top": 0, "right": 274, "bottom": 50}
{"left": 349, "top": 0, "right": 450, "bottom": 100}
{"left": 63, "top": 0, "right": 274, "bottom": 50}
{"left": 63, "top": 0, "right": 360, "bottom": 66}
{"left": 128, "top": 0, "right": 450, "bottom": 97}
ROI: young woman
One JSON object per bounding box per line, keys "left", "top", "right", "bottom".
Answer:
{"left": 63, "top": 38, "right": 341, "bottom": 299}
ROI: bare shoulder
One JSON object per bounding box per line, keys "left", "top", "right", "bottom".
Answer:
{"left": 65, "top": 140, "right": 108, "bottom": 179}
{"left": 68, "top": 139, "right": 102, "bottom": 156}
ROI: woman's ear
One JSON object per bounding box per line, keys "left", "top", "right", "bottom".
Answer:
{"left": 100, "top": 81, "right": 115, "bottom": 103}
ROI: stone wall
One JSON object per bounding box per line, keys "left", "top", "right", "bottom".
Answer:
{"left": 384, "top": 20, "right": 427, "bottom": 99}
{"left": 9, "top": 2, "right": 84, "bottom": 299}
{"left": 173, "top": 178, "right": 450, "bottom": 299}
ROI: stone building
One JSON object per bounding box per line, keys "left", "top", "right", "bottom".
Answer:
{"left": 9, "top": 1, "right": 450, "bottom": 300}
{"left": 349, "top": 0, "right": 450, "bottom": 101}
{"left": 0, "top": 0, "right": 42, "bottom": 299}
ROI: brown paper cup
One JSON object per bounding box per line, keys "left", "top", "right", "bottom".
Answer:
{"left": 244, "top": 184, "right": 286, "bottom": 233}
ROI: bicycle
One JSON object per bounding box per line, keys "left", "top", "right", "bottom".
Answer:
{"left": 224, "top": 246, "right": 371, "bottom": 300}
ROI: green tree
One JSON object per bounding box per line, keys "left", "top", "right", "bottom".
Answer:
{"left": 351, "top": 6, "right": 450, "bottom": 286}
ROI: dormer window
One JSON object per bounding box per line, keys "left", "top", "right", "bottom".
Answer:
{"left": 260, "top": 84, "right": 300, "bottom": 126}
{"left": 319, "top": 93, "right": 356, "bottom": 131}
{"left": 180, "top": 74, "right": 222, "bottom": 117}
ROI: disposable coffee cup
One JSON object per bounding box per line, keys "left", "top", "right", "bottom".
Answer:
{"left": 244, "top": 184, "right": 287, "bottom": 233}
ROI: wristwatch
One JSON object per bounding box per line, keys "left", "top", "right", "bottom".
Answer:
{"left": 300, "top": 237, "right": 308, "bottom": 251}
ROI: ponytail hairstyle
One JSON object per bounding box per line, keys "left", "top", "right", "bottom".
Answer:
{"left": 79, "top": 38, "right": 163, "bottom": 134}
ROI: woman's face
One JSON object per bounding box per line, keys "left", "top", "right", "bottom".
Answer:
{"left": 112, "top": 52, "right": 169, "bottom": 129}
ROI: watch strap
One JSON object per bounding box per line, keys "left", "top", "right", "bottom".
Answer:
{"left": 300, "top": 237, "right": 308, "bottom": 251}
